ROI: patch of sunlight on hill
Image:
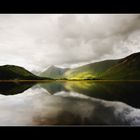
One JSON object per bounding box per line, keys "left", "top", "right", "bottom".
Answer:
{"left": 65, "top": 72, "right": 96, "bottom": 80}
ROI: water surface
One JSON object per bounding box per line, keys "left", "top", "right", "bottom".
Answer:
{"left": 0, "top": 81, "right": 140, "bottom": 125}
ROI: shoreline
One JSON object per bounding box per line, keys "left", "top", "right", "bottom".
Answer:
{"left": 0, "top": 79, "right": 140, "bottom": 83}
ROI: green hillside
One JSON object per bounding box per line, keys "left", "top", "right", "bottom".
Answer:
{"left": 101, "top": 52, "right": 140, "bottom": 80}
{"left": 40, "top": 52, "right": 140, "bottom": 80}
{"left": 0, "top": 65, "right": 48, "bottom": 80}
{"left": 64, "top": 60, "right": 118, "bottom": 80}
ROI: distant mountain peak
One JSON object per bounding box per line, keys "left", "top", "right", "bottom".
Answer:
{"left": 40, "top": 65, "right": 69, "bottom": 79}
{"left": 48, "top": 65, "right": 58, "bottom": 69}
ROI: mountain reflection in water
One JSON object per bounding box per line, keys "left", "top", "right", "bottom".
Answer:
{"left": 39, "top": 81, "right": 140, "bottom": 109}
{"left": 0, "top": 82, "right": 35, "bottom": 95}
{"left": 0, "top": 81, "right": 140, "bottom": 125}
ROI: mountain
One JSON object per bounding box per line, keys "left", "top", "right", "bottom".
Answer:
{"left": 0, "top": 65, "right": 48, "bottom": 80}
{"left": 64, "top": 60, "right": 119, "bottom": 80}
{"left": 40, "top": 65, "right": 69, "bottom": 79}
{"left": 67, "top": 52, "right": 140, "bottom": 80}
{"left": 100, "top": 52, "right": 140, "bottom": 80}
{"left": 40, "top": 52, "right": 140, "bottom": 80}
{"left": 31, "top": 70, "right": 41, "bottom": 76}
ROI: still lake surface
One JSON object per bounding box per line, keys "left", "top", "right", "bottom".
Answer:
{"left": 0, "top": 81, "right": 140, "bottom": 125}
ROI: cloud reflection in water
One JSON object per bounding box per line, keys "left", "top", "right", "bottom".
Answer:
{"left": 0, "top": 88, "right": 139, "bottom": 125}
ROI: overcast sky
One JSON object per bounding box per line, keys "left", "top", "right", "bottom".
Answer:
{"left": 0, "top": 14, "right": 140, "bottom": 71}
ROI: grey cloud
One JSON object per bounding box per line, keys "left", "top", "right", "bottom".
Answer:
{"left": 0, "top": 14, "right": 139, "bottom": 70}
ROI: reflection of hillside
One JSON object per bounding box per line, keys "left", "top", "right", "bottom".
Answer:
{"left": 0, "top": 82, "right": 35, "bottom": 95}
{"left": 39, "top": 81, "right": 68, "bottom": 94}
{"left": 65, "top": 81, "right": 140, "bottom": 108}
{"left": 40, "top": 81, "right": 140, "bottom": 108}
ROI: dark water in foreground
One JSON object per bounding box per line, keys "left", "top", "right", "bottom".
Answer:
{"left": 0, "top": 81, "right": 140, "bottom": 125}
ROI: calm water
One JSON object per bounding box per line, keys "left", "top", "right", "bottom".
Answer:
{"left": 0, "top": 81, "right": 140, "bottom": 125}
